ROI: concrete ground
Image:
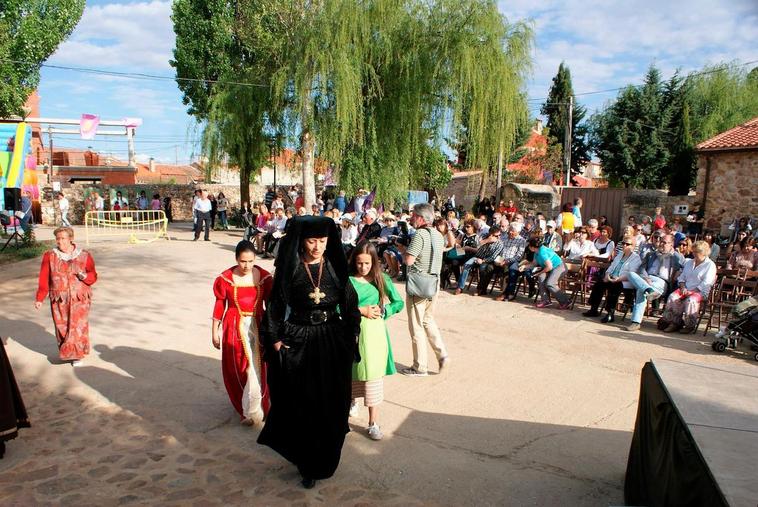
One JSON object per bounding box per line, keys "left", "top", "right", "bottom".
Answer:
{"left": 1, "top": 224, "right": 751, "bottom": 506}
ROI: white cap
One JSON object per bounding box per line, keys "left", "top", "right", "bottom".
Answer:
{"left": 546, "top": 220, "right": 556, "bottom": 228}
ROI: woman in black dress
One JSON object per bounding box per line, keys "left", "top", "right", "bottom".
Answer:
{"left": 1, "top": 340, "right": 30, "bottom": 458}
{"left": 258, "top": 216, "right": 360, "bottom": 489}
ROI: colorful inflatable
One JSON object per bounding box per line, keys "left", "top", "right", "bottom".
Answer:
{"left": 0, "top": 122, "right": 32, "bottom": 209}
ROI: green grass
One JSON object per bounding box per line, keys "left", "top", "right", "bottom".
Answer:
{"left": 0, "top": 238, "right": 53, "bottom": 265}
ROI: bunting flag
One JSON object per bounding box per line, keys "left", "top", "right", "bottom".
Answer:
{"left": 80, "top": 113, "right": 100, "bottom": 140}
{"left": 376, "top": 203, "right": 384, "bottom": 215}
{"left": 345, "top": 196, "right": 356, "bottom": 213}
{"left": 362, "top": 187, "right": 376, "bottom": 211}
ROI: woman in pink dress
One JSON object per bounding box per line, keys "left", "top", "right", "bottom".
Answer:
{"left": 35, "top": 227, "right": 98, "bottom": 366}
{"left": 212, "top": 240, "right": 273, "bottom": 425}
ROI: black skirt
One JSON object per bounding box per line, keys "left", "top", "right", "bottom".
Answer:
{"left": 258, "top": 315, "right": 354, "bottom": 480}
{"left": 0, "top": 340, "right": 30, "bottom": 457}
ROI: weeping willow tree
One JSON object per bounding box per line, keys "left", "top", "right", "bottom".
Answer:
{"left": 173, "top": 0, "right": 533, "bottom": 208}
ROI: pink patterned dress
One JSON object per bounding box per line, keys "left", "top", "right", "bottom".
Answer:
{"left": 36, "top": 246, "right": 97, "bottom": 361}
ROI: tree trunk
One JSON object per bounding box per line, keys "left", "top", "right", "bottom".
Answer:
{"left": 477, "top": 169, "right": 489, "bottom": 202}
{"left": 239, "top": 165, "right": 250, "bottom": 205}
{"left": 301, "top": 128, "right": 316, "bottom": 210}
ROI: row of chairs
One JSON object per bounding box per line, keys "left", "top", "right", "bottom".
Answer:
{"left": 455, "top": 256, "right": 758, "bottom": 337}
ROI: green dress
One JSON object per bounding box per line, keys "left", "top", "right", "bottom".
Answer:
{"left": 350, "top": 274, "right": 403, "bottom": 381}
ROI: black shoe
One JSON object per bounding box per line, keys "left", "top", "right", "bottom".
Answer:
{"left": 582, "top": 309, "right": 600, "bottom": 317}
{"left": 204, "top": 239, "right": 211, "bottom": 241}
{"left": 193, "top": 238, "right": 198, "bottom": 241}
{"left": 301, "top": 477, "right": 316, "bottom": 489}
{"left": 601, "top": 313, "right": 615, "bottom": 323}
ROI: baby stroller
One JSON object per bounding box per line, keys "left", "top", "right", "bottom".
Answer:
{"left": 711, "top": 297, "right": 758, "bottom": 361}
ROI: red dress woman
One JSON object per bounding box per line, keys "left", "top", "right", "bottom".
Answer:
{"left": 35, "top": 227, "right": 97, "bottom": 365}
{"left": 212, "top": 241, "right": 273, "bottom": 425}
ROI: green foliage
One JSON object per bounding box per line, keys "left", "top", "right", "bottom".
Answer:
{"left": 590, "top": 62, "right": 758, "bottom": 192}
{"left": 0, "top": 0, "right": 85, "bottom": 117}
{"left": 540, "top": 62, "right": 590, "bottom": 176}
{"left": 171, "top": 0, "right": 533, "bottom": 206}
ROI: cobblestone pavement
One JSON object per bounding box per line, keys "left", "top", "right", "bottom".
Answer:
{"left": 0, "top": 378, "right": 420, "bottom": 506}
{"left": 2, "top": 226, "right": 748, "bottom": 505}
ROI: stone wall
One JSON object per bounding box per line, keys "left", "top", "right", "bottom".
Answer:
{"left": 696, "top": 150, "right": 758, "bottom": 235}
{"left": 439, "top": 171, "right": 497, "bottom": 211}
{"left": 621, "top": 189, "right": 698, "bottom": 230}
{"left": 38, "top": 183, "right": 267, "bottom": 225}
{"left": 500, "top": 183, "right": 561, "bottom": 217}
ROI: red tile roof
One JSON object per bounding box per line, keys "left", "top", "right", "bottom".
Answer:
{"left": 696, "top": 117, "right": 758, "bottom": 152}
{"left": 135, "top": 163, "right": 201, "bottom": 184}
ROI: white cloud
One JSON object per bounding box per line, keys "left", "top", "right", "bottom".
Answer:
{"left": 499, "top": 0, "right": 758, "bottom": 111}
{"left": 50, "top": 1, "right": 175, "bottom": 71}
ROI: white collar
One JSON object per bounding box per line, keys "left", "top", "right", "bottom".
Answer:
{"left": 53, "top": 246, "right": 82, "bottom": 261}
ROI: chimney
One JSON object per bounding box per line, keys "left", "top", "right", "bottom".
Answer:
{"left": 534, "top": 118, "right": 543, "bottom": 135}
{"left": 149, "top": 157, "right": 156, "bottom": 172}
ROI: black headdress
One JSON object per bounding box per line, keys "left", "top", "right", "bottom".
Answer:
{"left": 271, "top": 215, "right": 347, "bottom": 304}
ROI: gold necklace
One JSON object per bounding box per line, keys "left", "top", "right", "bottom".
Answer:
{"left": 303, "top": 259, "right": 326, "bottom": 305}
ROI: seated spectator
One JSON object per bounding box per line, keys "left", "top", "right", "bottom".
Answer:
{"left": 639, "top": 230, "right": 662, "bottom": 259}
{"left": 542, "top": 220, "right": 562, "bottom": 253}
{"left": 251, "top": 203, "right": 270, "bottom": 250}
{"left": 564, "top": 229, "right": 599, "bottom": 260}
{"left": 341, "top": 214, "right": 358, "bottom": 250}
{"left": 263, "top": 207, "right": 288, "bottom": 257}
{"left": 476, "top": 218, "right": 490, "bottom": 239}
{"left": 521, "top": 237, "right": 570, "bottom": 310}
{"left": 640, "top": 215, "right": 652, "bottom": 236}
{"left": 586, "top": 219, "right": 600, "bottom": 241}
{"left": 725, "top": 229, "right": 749, "bottom": 257}
{"left": 677, "top": 237, "right": 693, "bottom": 259}
{"left": 445, "top": 220, "right": 480, "bottom": 286}
{"left": 703, "top": 231, "right": 720, "bottom": 261}
{"left": 520, "top": 219, "right": 536, "bottom": 240}
{"left": 356, "top": 209, "right": 382, "bottom": 243}
{"left": 494, "top": 223, "right": 528, "bottom": 301}
{"left": 632, "top": 224, "right": 647, "bottom": 250}
{"left": 593, "top": 226, "right": 615, "bottom": 259}
{"left": 454, "top": 226, "right": 503, "bottom": 296}
{"left": 503, "top": 199, "right": 518, "bottom": 217}
{"left": 728, "top": 216, "right": 753, "bottom": 243}
{"left": 727, "top": 237, "right": 757, "bottom": 270}
{"left": 583, "top": 236, "right": 641, "bottom": 323}
{"left": 658, "top": 241, "right": 717, "bottom": 334}
{"left": 598, "top": 215, "right": 609, "bottom": 228}
{"left": 297, "top": 206, "right": 307, "bottom": 216}
{"left": 623, "top": 234, "right": 685, "bottom": 332}
{"left": 670, "top": 217, "right": 683, "bottom": 233}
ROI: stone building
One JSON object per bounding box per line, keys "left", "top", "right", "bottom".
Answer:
{"left": 695, "top": 117, "right": 758, "bottom": 235}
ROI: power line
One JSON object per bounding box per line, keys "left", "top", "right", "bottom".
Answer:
{"left": 1, "top": 59, "right": 270, "bottom": 88}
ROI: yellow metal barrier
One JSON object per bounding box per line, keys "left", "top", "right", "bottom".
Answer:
{"left": 84, "top": 210, "right": 169, "bottom": 245}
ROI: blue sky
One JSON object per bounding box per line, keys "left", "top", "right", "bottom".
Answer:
{"left": 38, "top": 0, "right": 757, "bottom": 165}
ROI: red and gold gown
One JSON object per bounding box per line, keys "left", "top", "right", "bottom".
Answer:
{"left": 36, "top": 246, "right": 97, "bottom": 361}
{"left": 213, "top": 266, "right": 273, "bottom": 421}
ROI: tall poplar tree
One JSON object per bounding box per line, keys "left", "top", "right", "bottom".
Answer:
{"left": 540, "top": 62, "right": 590, "bottom": 181}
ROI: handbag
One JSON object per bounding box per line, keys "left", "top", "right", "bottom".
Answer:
{"left": 406, "top": 228, "right": 439, "bottom": 299}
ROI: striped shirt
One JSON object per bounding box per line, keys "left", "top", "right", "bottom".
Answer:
{"left": 407, "top": 227, "right": 445, "bottom": 275}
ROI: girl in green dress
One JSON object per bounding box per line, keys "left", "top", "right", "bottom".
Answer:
{"left": 348, "top": 241, "right": 404, "bottom": 440}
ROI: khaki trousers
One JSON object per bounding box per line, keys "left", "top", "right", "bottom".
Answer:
{"left": 406, "top": 292, "right": 448, "bottom": 373}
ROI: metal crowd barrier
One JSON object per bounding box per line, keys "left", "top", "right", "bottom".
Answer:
{"left": 84, "top": 210, "right": 169, "bottom": 245}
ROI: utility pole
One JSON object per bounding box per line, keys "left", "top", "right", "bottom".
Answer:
{"left": 126, "top": 127, "right": 136, "bottom": 167}
{"left": 175, "top": 145, "right": 179, "bottom": 165}
{"left": 47, "top": 126, "right": 54, "bottom": 184}
{"left": 563, "top": 95, "right": 573, "bottom": 186}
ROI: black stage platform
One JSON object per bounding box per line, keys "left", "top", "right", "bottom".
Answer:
{"left": 625, "top": 358, "right": 758, "bottom": 506}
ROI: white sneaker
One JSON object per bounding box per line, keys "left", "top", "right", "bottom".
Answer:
{"left": 367, "top": 423, "right": 383, "bottom": 441}
{"left": 349, "top": 401, "right": 360, "bottom": 418}
{"left": 400, "top": 367, "right": 428, "bottom": 377}
{"left": 71, "top": 360, "right": 83, "bottom": 367}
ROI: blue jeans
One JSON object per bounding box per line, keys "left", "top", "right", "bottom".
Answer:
{"left": 628, "top": 272, "right": 667, "bottom": 323}
{"left": 505, "top": 260, "right": 521, "bottom": 295}
{"left": 458, "top": 257, "right": 479, "bottom": 289}
{"left": 218, "top": 210, "right": 228, "bottom": 228}
{"left": 61, "top": 210, "right": 71, "bottom": 227}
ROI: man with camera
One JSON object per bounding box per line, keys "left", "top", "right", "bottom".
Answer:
{"left": 396, "top": 203, "right": 449, "bottom": 377}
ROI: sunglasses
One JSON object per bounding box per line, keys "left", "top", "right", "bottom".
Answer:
{"left": 621, "top": 242, "right": 633, "bottom": 246}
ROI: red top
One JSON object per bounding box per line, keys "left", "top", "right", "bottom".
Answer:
{"left": 212, "top": 266, "right": 272, "bottom": 321}
{"left": 504, "top": 206, "right": 518, "bottom": 215}
{"left": 36, "top": 247, "right": 97, "bottom": 303}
